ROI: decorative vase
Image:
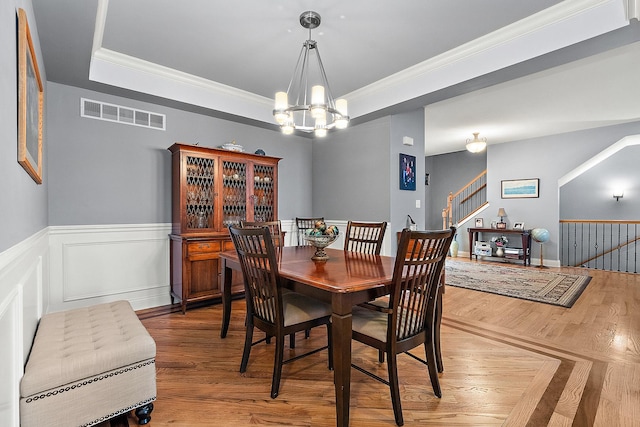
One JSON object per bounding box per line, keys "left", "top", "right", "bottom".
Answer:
{"left": 450, "top": 239, "right": 459, "bottom": 257}
{"left": 496, "top": 246, "right": 504, "bottom": 257}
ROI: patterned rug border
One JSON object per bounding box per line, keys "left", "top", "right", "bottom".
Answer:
{"left": 444, "top": 260, "right": 592, "bottom": 308}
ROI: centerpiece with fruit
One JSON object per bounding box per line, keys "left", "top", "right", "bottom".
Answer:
{"left": 302, "top": 220, "right": 340, "bottom": 261}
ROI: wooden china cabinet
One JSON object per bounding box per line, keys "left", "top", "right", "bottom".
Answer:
{"left": 168, "top": 143, "right": 281, "bottom": 313}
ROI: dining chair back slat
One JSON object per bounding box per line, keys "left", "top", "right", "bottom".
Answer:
{"left": 296, "top": 217, "right": 324, "bottom": 246}
{"left": 240, "top": 220, "right": 284, "bottom": 249}
{"left": 344, "top": 221, "right": 387, "bottom": 255}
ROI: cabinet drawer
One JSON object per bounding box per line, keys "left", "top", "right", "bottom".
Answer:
{"left": 187, "top": 241, "right": 221, "bottom": 254}
{"left": 222, "top": 240, "right": 235, "bottom": 251}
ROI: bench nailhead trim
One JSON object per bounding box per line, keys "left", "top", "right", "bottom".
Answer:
{"left": 24, "top": 360, "right": 155, "bottom": 404}
{"left": 80, "top": 397, "right": 156, "bottom": 427}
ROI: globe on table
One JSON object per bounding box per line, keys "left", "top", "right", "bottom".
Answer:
{"left": 531, "top": 228, "right": 550, "bottom": 243}
{"left": 531, "top": 228, "right": 550, "bottom": 268}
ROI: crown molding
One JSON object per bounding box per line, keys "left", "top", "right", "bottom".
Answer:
{"left": 346, "top": 0, "right": 630, "bottom": 118}
{"left": 627, "top": 0, "right": 640, "bottom": 19}
{"left": 89, "top": 0, "right": 631, "bottom": 126}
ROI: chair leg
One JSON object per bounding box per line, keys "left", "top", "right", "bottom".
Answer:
{"left": 326, "top": 323, "right": 333, "bottom": 370}
{"left": 435, "top": 288, "right": 444, "bottom": 373}
{"left": 378, "top": 350, "right": 385, "bottom": 363}
{"left": 240, "top": 322, "right": 254, "bottom": 373}
{"left": 387, "top": 353, "right": 404, "bottom": 426}
{"left": 271, "top": 334, "right": 286, "bottom": 399}
{"left": 289, "top": 332, "right": 296, "bottom": 348}
{"left": 424, "top": 339, "right": 442, "bottom": 398}
{"left": 305, "top": 329, "right": 310, "bottom": 338}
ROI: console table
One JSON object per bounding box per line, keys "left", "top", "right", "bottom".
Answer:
{"left": 468, "top": 227, "right": 532, "bottom": 266}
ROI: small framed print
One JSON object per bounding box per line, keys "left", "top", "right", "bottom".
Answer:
{"left": 513, "top": 222, "right": 525, "bottom": 230}
{"left": 490, "top": 221, "right": 497, "bottom": 229}
{"left": 497, "top": 222, "right": 507, "bottom": 229}
{"left": 475, "top": 218, "right": 484, "bottom": 228}
{"left": 399, "top": 153, "right": 416, "bottom": 191}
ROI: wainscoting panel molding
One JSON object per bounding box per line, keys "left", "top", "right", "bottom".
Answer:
{"left": 0, "top": 228, "right": 48, "bottom": 427}
{"left": 49, "top": 224, "right": 172, "bottom": 313}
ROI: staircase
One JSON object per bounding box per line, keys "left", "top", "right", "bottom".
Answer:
{"left": 442, "top": 170, "right": 488, "bottom": 229}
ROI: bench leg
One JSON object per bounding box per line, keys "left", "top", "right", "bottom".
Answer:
{"left": 135, "top": 402, "right": 154, "bottom": 425}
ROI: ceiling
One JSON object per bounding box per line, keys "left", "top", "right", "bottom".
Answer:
{"left": 31, "top": 0, "right": 640, "bottom": 155}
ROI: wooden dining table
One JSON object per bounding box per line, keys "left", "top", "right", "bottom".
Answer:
{"left": 219, "top": 245, "right": 396, "bottom": 427}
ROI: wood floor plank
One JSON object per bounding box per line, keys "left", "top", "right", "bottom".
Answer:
{"left": 132, "top": 260, "right": 640, "bottom": 426}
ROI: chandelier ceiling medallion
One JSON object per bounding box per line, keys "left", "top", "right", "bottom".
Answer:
{"left": 466, "top": 132, "right": 487, "bottom": 153}
{"left": 273, "top": 11, "right": 349, "bottom": 137}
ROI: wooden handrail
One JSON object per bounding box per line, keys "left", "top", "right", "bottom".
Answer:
{"left": 451, "top": 170, "right": 487, "bottom": 200}
{"left": 573, "top": 236, "right": 640, "bottom": 267}
{"left": 459, "top": 184, "right": 486, "bottom": 205}
{"left": 442, "top": 170, "right": 487, "bottom": 229}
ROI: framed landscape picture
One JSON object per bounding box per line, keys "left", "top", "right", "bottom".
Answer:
{"left": 501, "top": 178, "right": 539, "bottom": 199}
{"left": 399, "top": 153, "right": 416, "bottom": 191}
{"left": 18, "top": 8, "right": 44, "bottom": 184}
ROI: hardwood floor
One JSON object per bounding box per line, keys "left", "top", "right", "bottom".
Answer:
{"left": 129, "top": 260, "right": 640, "bottom": 426}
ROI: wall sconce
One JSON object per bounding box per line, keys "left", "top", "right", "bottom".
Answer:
{"left": 613, "top": 190, "right": 624, "bottom": 201}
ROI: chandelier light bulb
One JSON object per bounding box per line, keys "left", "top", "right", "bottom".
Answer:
{"left": 274, "top": 92, "right": 289, "bottom": 124}
{"left": 335, "top": 98, "right": 349, "bottom": 129}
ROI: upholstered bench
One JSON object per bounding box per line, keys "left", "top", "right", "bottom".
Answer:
{"left": 20, "top": 300, "right": 157, "bottom": 427}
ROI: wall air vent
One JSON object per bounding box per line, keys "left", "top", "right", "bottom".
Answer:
{"left": 80, "top": 98, "right": 165, "bottom": 130}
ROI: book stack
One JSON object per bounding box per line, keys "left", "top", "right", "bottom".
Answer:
{"left": 504, "top": 247, "right": 524, "bottom": 259}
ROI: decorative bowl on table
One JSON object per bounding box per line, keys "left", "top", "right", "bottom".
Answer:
{"left": 302, "top": 225, "right": 339, "bottom": 261}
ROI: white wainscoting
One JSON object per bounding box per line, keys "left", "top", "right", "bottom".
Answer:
{"left": 0, "top": 229, "right": 48, "bottom": 427}
{"left": 48, "top": 224, "right": 172, "bottom": 313}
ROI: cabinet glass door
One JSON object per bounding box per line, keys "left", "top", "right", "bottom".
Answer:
{"left": 253, "top": 164, "right": 275, "bottom": 222}
{"left": 185, "top": 155, "right": 215, "bottom": 230}
{"left": 222, "top": 160, "right": 247, "bottom": 227}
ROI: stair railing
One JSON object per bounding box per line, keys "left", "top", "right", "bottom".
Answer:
{"left": 442, "top": 170, "right": 487, "bottom": 229}
{"left": 560, "top": 220, "right": 640, "bottom": 273}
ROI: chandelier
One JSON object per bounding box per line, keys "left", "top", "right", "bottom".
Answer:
{"left": 466, "top": 132, "right": 487, "bottom": 153}
{"left": 273, "top": 11, "right": 349, "bottom": 137}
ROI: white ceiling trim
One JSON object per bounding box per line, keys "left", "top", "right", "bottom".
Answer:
{"left": 88, "top": 0, "right": 630, "bottom": 128}
{"left": 346, "top": 0, "right": 630, "bottom": 118}
{"left": 89, "top": 48, "right": 275, "bottom": 123}
{"left": 558, "top": 134, "right": 640, "bottom": 186}
{"left": 626, "top": 0, "right": 640, "bottom": 19}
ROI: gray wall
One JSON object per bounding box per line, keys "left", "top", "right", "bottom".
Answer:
{"left": 487, "top": 120, "right": 640, "bottom": 261}
{"left": 390, "top": 109, "right": 426, "bottom": 237}
{"left": 0, "top": 1, "right": 48, "bottom": 252}
{"left": 46, "top": 83, "right": 312, "bottom": 226}
{"left": 312, "top": 117, "right": 391, "bottom": 222}
{"left": 560, "top": 144, "right": 640, "bottom": 220}
{"left": 425, "top": 150, "right": 487, "bottom": 229}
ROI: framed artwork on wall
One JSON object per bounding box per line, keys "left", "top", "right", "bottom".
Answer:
{"left": 501, "top": 178, "right": 539, "bottom": 199}
{"left": 475, "top": 218, "right": 484, "bottom": 228}
{"left": 399, "top": 153, "right": 416, "bottom": 191}
{"left": 17, "top": 8, "right": 44, "bottom": 184}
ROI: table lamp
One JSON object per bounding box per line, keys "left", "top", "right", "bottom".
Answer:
{"left": 497, "top": 208, "right": 507, "bottom": 229}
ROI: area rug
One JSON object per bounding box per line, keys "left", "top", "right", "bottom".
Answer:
{"left": 444, "top": 260, "right": 591, "bottom": 307}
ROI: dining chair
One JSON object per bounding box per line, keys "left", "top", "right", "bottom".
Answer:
{"left": 240, "top": 220, "right": 284, "bottom": 249}
{"left": 344, "top": 220, "right": 387, "bottom": 255}
{"left": 351, "top": 226, "right": 455, "bottom": 426}
{"left": 240, "top": 220, "right": 302, "bottom": 348}
{"left": 295, "top": 217, "right": 324, "bottom": 245}
{"left": 228, "top": 225, "right": 333, "bottom": 399}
